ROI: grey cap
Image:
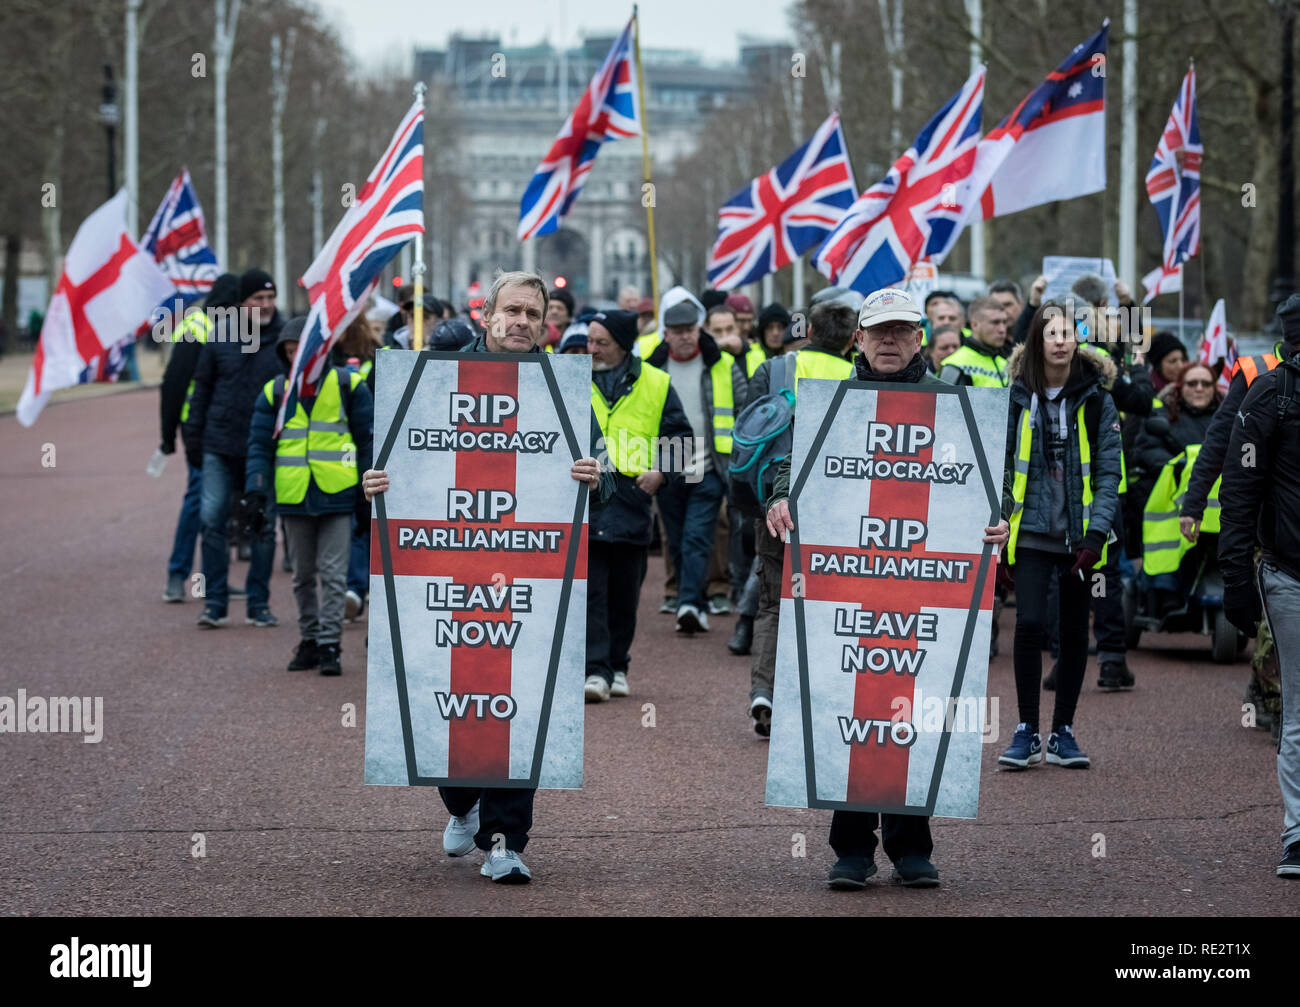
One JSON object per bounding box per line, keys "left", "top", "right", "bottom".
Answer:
{"left": 663, "top": 301, "right": 701, "bottom": 327}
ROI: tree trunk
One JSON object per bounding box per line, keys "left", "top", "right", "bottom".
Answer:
{"left": 1241, "top": 81, "right": 1279, "bottom": 329}
{"left": 1, "top": 233, "right": 18, "bottom": 354}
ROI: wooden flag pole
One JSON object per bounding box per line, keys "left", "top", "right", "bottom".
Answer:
{"left": 632, "top": 6, "right": 658, "bottom": 308}
{"left": 412, "top": 81, "right": 428, "bottom": 350}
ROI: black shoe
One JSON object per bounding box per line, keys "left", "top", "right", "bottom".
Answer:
{"left": 892, "top": 855, "right": 940, "bottom": 888}
{"left": 727, "top": 615, "right": 754, "bottom": 655}
{"left": 1043, "top": 660, "right": 1058, "bottom": 691}
{"left": 288, "top": 639, "right": 320, "bottom": 671}
{"left": 1097, "top": 659, "right": 1135, "bottom": 691}
{"left": 1279, "top": 842, "right": 1300, "bottom": 879}
{"left": 318, "top": 643, "right": 342, "bottom": 676}
{"left": 750, "top": 699, "right": 772, "bottom": 738}
{"left": 828, "top": 855, "right": 877, "bottom": 890}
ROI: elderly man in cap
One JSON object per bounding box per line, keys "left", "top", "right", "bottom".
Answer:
{"left": 645, "top": 287, "right": 745, "bottom": 633}
{"left": 584, "top": 310, "right": 692, "bottom": 701}
{"left": 766, "top": 287, "right": 1009, "bottom": 890}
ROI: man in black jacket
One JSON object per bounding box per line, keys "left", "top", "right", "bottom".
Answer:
{"left": 159, "top": 272, "right": 240, "bottom": 602}
{"left": 1182, "top": 297, "right": 1300, "bottom": 540}
{"left": 584, "top": 309, "right": 692, "bottom": 702}
{"left": 183, "top": 268, "right": 285, "bottom": 628}
{"left": 1219, "top": 350, "right": 1300, "bottom": 879}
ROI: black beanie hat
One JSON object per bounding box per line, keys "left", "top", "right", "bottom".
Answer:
{"left": 1277, "top": 293, "right": 1300, "bottom": 348}
{"left": 758, "top": 302, "right": 791, "bottom": 331}
{"left": 591, "top": 309, "right": 639, "bottom": 352}
{"left": 204, "top": 272, "right": 241, "bottom": 310}
{"left": 1147, "top": 330, "right": 1187, "bottom": 370}
{"left": 239, "top": 268, "right": 276, "bottom": 302}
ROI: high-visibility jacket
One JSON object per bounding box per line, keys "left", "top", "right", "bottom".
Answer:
{"left": 710, "top": 354, "right": 737, "bottom": 454}
{"left": 358, "top": 359, "right": 373, "bottom": 381}
{"left": 743, "top": 341, "right": 767, "bottom": 379}
{"left": 591, "top": 362, "right": 671, "bottom": 476}
{"left": 1231, "top": 353, "right": 1279, "bottom": 387}
{"left": 1142, "top": 443, "right": 1221, "bottom": 574}
{"left": 635, "top": 331, "right": 662, "bottom": 359}
{"left": 792, "top": 348, "right": 854, "bottom": 390}
{"left": 173, "top": 311, "right": 213, "bottom": 423}
{"left": 1006, "top": 401, "right": 1108, "bottom": 567}
{"left": 265, "top": 369, "right": 362, "bottom": 504}
{"left": 940, "top": 343, "right": 1009, "bottom": 387}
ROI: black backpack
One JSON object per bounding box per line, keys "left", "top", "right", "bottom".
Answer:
{"left": 728, "top": 354, "right": 798, "bottom": 519}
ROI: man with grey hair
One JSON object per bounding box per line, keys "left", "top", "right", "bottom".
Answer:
{"left": 362, "top": 269, "right": 613, "bottom": 884}
{"left": 617, "top": 285, "right": 642, "bottom": 311}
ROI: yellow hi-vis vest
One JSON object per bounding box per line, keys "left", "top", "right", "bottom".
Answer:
{"left": 173, "top": 310, "right": 213, "bottom": 423}
{"left": 743, "top": 341, "right": 767, "bottom": 379}
{"left": 711, "top": 353, "right": 737, "bottom": 454}
{"left": 1142, "top": 444, "right": 1221, "bottom": 574}
{"left": 265, "top": 369, "right": 362, "bottom": 504}
{"left": 940, "top": 344, "right": 1009, "bottom": 387}
{"left": 635, "top": 331, "right": 662, "bottom": 359}
{"left": 1006, "top": 401, "right": 1109, "bottom": 567}
{"left": 591, "top": 363, "right": 671, "bottom": 476}
{"left": 792, "top": 349, "right": 854, "bottom": 390}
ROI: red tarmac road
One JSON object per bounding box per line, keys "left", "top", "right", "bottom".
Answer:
{"left": 0, "top": 389, "right": 1292, "bottom": 916}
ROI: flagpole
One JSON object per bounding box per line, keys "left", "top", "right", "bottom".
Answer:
{"left": 412, "top": 81, "right": 428, "bottom": 351}
{"left": 632, "top": 6, "right": 658, "bottom": 308}
{"left": 1178, "top": 262, "right": 1185, "bottom": 337}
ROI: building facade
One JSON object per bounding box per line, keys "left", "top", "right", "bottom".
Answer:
{"left": 416, "top": 32, "right": 789, "bottom": 307}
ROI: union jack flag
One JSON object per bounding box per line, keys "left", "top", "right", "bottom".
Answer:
{"left": 276, "top": 98, "right": 423, "bottom": 435}
{"left": 141, "top": 169, "right": 220, "bottom": 304}
{"left": 518, "top": 16, "right": 640, "bottom": 240}
{"left": 706, "top": 114, "right": 856, "bottom": 290}
{"left": 813, "top": 68, "right": 984, "bottom": 295}
{"left": 1142, "top": 65, "right": 1201, "bottom": 303}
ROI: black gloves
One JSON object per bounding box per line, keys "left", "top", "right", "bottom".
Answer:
{"left": 240, "top": 491, "right": 269, "bottom": 536}
{"left": 1222, "top": 582, "right": 1263, "bottom": 637}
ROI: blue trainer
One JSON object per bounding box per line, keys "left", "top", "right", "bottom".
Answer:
{"left": 1046, "top": 725, "right": 1091, "bottom": 768}
{"left": 997, "top": 723, "right": 1042, "bottom": 769}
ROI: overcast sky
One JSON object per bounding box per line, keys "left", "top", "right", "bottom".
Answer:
{"left": 317, "top": 0, "right": 794, "bottom": 69}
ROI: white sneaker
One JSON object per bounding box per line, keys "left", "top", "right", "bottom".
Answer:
{"left": 480, "top": 848, "right": 532, "bottom": 884}
{"left": 585, "top": 674, "right": 611, "bottom": 702}
{"left": 442, "top": 801, "right": 479, "bottom": 857}
{"left": 345, "top": 590, "right": 364, "bottom": 620}
{"left": 610, "top": 671, "right": 630, "bottom": 697}
{"left": 676, "top": 604, "right": 708, "bottom": 633}
{"left": 750, "top": 696, "right": 773, "bottom": 738}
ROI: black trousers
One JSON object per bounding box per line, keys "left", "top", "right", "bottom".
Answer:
{"left": 830, "top": 811, "right": 933, "bottom": 862}
{"left": 439, "top": 786, "right": 535, "bottom": 853}
{"left": 1013, "top": 547, "right": 1090, "bottom": 732}
{"left": 587, "top": 541, "right": 648, "bottom": 684}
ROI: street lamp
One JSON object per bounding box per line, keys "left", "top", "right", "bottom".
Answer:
{"left": 98, "top": 65, "right": 119, "bottom": 198}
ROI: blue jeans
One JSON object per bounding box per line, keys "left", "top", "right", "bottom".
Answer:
{"left": 656, "top": 468, "right": 725, "bottom": 611}
{"left": 167, "top": 461, "right": 203, "bottom": 579}
{"left": 346, "top": 512, "right": 369, "bottom": 598}
{"left": 199, "top": 452, "right": 276, "bottom": 614}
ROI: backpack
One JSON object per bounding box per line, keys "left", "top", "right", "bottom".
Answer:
{"left": 728, "top": 354, "right": 798, "bottom": 519}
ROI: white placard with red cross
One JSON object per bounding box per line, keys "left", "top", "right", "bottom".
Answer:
{"left": 765, "top": 378, "right": 1009, "bottom": 818}
{"left": 364, "top": 350, "right": 590, "bottom": 789}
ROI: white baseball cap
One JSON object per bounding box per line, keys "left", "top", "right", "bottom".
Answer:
{"left": 857, "top": 287, "right": 924, "bottom": 328}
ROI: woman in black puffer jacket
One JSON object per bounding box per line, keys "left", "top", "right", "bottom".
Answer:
{"left": 1129, "top": 361, "right": 1223, "bottom": 517}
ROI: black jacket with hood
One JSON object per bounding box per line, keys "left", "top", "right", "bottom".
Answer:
{"left": 1004, "top": 343, "right": 1123, "bottom": 559}
{"left": 160, "top": 272, "right": 240, "bottom": 459}
{"left": 1219, "top": 355, "right": 1300, "bottom": 587}
{"left": 183, "top": 307, "right": 286, "bottom": 459}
